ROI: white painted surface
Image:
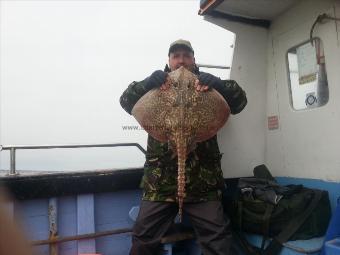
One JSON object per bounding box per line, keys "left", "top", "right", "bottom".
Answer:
{"left": 266, "top": 0, "right": 340, "bottom": 181}
{"left": 204, "top": 16, "right": 268, "bottom": 178}
{"left": 216, "top": 0, "right": 297, "bottom": 20}
{"left": 206, "top": 0, "right": 340, "bottom": 181}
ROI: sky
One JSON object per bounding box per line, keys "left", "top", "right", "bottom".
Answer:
{"left": 0, "top": 0, "right": 235, "bottom": 172}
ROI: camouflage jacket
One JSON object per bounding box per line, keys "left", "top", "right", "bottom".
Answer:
{"left": 120, "top": 72, "right": 247, "bottom": 202}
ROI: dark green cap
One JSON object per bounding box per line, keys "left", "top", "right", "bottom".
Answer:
{"left": 168, "top": 39, "right": 194, "bottom": 56}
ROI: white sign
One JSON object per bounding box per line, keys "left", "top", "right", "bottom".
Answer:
{"left": 296, "top": 43, "right": 317, "bottom": 85}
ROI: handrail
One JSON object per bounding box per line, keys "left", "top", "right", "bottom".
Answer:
{"left": 196, "top": 63, "right": 230, "bottom": 69}
{"left": 0, "top": 143, "right": 146, "bottom": 176}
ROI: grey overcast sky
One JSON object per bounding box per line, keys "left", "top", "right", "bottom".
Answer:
{"left": 0, "top": 1, "right": 235, "bottom": 171}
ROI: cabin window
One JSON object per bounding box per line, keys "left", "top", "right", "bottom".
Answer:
{"left": 287, "top": 38, "right": 328, "bottom": 110}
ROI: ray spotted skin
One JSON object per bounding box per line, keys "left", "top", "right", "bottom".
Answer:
{"left": 132, "top": 66, "right": 230, "bottom": 221}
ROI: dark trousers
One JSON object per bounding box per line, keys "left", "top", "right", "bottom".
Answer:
{"left": 130, "top": 200, "right": 232, "bottom": 255}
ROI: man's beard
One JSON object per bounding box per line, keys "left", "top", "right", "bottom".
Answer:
{"left": 173, "top": 64, "right": 194, "bottom": 72}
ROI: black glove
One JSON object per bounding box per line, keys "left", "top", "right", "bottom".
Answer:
{"left": 198, "top": 72, "right": 224, "bottom": 89}
{"left": 145, "top": 70, "right": 168, "bottom": 90}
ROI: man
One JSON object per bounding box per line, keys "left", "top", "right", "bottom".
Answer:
{"left": 120, "top": 39, "right": 247, "bottom": 255}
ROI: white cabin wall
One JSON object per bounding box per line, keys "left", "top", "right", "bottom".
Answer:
{"left": 266, "top": 0, "right": 340, "bottom": 181}
{"left": 204, "top": 16, "right": 268, "bottom": 177}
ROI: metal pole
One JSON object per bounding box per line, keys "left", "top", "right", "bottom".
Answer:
{"left": 196, "top": 63, "right": 230, "bottom": 69}
{"left": 30, "top": 227, "right": 194, "bottom": 246}
{"left": 31, "top": 227, "right": 133, "bottom": 246}
{"left": 9, "top": 148, "right": 16, "bottom": 175}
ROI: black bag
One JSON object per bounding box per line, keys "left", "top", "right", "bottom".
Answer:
{"left": 233, "top": 178, "right": 331, "bottom": 240}
{"left": 223, "top": 165, "right": 331, "bottom": 255}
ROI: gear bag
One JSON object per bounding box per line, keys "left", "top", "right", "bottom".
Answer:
{"left": 223, "top": 165, "right": 331, "bottom": 254}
